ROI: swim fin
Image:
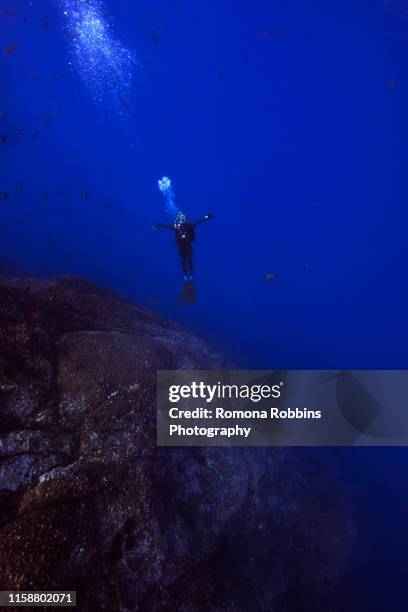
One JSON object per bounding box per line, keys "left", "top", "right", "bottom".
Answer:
{"left": 177, "top": 280, "right": 196, "bottom": 305}
{"left": 186, "top": 281, "right": 196, "bottom": 304}
{"left": 178, "top": 281, "right": 189, "bottom": 305}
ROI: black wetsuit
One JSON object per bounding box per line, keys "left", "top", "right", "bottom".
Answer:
{"left": 176, "top": 223, "right": 194, "bottom": 276}
{"left": 155, "top": 214, "right": 213, "bottom": 277}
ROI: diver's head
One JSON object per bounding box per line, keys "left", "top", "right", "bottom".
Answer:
{"left": 175, "top": 212, "right": 187, "bottom": 227}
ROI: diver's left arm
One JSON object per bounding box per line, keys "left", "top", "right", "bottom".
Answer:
{"left": 193, "top": 213, "right": 214, "bottom": 227}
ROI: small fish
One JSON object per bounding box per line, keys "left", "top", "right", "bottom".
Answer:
{"left": 272, "top": 27, "right": 287, "bottom": 39}
{"left": 152, "top": 25, "right": 166, "bottom": 45}
{"left": 2, "top": 192, "right": 8, "bottom": 201}
{"left": 0, "top": 134, "right": 7, "bottom": 143}
{"left": 262, "top": 31, "right": 271, "bottom": 39}
{"left": 43, "top": 192, "right": 49, "bottom": 200}
{"left": 4, "top": 43, "right": 16, "bottom": 56}
{"left": 53, "top": 72, "right": 61, "bottom": 80}
{"left": 0, "top": 111, "right": 4, "bottom": 119}
{"left": 62, "top": 186, "right": 69, "bottom": 194}
{"left": 15, "top": 128, "right": 22, "bottom": 136}
{"left": 83, "top": 190, "right": 89, "bottom": 200}
{"left": 42, "top": 20, "right": 53, "bottom": 29}
{"left": 29, "top": 70, "right": 39, "bottom": 78}
{"left": 265, "top": 273, "right": 277, "bottom": 281}
{"left": 32, "top": 131, "right": 39, "bottom": 139}
{"left": 388, "top": 80, "right": 397, "bottom": 89}
{"left": 16, "top": 185, "right": 23, "bottom": 192}
{"left": 217, "top": 72, "right": 225, "bottom": 80}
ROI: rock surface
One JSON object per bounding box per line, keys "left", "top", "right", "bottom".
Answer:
{"left": 0, "top": 276, "right": 353, "bottom": 611}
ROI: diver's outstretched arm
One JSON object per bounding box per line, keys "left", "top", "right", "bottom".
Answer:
{"left": 192, "top": 213, "right": 214, "bottom": 227}
{"left": 154, "top": 223, "right": 173, "bottom": 230}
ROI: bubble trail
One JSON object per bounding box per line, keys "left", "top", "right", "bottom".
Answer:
{"left": 158, "top": 176, "right": 184, "bottom": 220}
{"left": 58, "top": 0, "right": 138, "bottom": 110}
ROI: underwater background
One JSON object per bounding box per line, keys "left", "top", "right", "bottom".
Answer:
{"left": 1, "top": 0, "right": 408, "bottom": 608}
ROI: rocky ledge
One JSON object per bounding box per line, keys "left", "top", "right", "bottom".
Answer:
{"left": 0, "top": 276, "right": 353, "bottom": 611}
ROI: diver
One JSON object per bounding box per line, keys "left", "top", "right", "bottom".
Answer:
{"left": 154, "top": 211, "right": 214, "bottom": 283}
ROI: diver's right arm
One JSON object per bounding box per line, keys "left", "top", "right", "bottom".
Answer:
{"left": 154, "top": 223, "right": 173, "bottom": 230}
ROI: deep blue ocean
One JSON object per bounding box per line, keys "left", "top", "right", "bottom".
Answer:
{"left": 1, "top": 0, "right": 408, "bottom": 608}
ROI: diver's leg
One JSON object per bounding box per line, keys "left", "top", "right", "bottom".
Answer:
{"left": 188, "top": 255, "right": 193, "bottom": 277}
{"left": 179, "top": 248, "right": 188, "bottom": 280}
{"left": 181, "top": 256, "right": 187, "bottom": 277}
{"left": 187, "top": 253, "right": 195, "bottom": 301}
{"left": 187, "top": 246, "right": 194, "bottom": 279}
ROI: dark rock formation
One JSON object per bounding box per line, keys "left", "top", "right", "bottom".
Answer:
{"left": 0, "top": 276, "right": 354, "bottom": 611}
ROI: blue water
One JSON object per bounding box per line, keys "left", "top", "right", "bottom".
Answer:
{"left": 1, "top": 0, "right": 408, "bottom": 608}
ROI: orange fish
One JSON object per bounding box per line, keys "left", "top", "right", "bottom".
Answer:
{"left": 4, "top": 43, "right": 16, "bottom": 56}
